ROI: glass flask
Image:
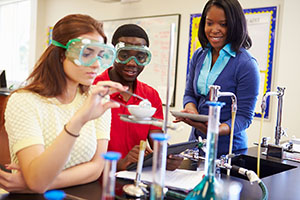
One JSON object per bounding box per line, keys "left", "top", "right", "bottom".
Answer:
{"left": 101, "top": 151, "right": 121, "bottom": 200}
{"left": 185, "top": 101, "right": 224, "bottom": 200}
{"left": 150, "top": 133, "right": 170, "bottom": 200}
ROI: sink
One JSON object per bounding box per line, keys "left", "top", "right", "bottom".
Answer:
{"left": 221, "top": 154, "right": 297, "bottom": 180}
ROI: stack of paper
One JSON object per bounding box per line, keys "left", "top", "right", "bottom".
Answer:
{"left": 116, "top": 167, "right": 204, "bottom": 192}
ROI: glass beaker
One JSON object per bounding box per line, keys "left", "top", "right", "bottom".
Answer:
{"left": 150, "top": 133, "right": 170, "bottom": 200}
{"left": 217, "top": 180, "right": 242, "bottom": 200}
{"left": 101, "top": 151, "right": 121, "bottom": 200}
{"left": 185, "top": 101, "right": 225, "bottom": 200}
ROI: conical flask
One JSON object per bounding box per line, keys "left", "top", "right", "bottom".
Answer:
{"left": 185, "top": 101, "right": 224, "bottom": 200}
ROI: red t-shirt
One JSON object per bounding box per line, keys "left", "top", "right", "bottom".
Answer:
{"left": 93, "top": 67, "right": 163, "bottom": 158}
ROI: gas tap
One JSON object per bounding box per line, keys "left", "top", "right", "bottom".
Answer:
{"left": 261, "top": 86, "right": 286, "bottom": 145}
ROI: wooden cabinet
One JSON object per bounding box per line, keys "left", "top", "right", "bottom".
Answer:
{"left": 0, "top": 94, "right": 10, "bottom": 165}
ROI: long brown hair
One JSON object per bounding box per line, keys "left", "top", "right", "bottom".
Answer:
{"left": 0, "top": 14, "right": 106, "bottom": 127}
{"left": 23, "top": 14, "right": 107, "bottom": 97}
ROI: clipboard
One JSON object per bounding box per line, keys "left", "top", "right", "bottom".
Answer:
{"left": 126, "top": 140, "right": 199, "bottom": 171}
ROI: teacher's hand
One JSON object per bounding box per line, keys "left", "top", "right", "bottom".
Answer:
{"left": 178, "top": 117, "right": 208, "bottom": 135}
{"left": 173, "top": 102, "right": 199, "bottom": 123}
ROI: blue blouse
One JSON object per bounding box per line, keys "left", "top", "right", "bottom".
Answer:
{"left": 197, "top": 44, "right": 236, "bottom": 95}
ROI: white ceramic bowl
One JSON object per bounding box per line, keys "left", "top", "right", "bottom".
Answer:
{"left": 127, "top": 105, "right": 156, "bottom": 119}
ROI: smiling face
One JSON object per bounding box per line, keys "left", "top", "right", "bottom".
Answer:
{"left": 63, "top": 32, "right": 104, "bottom": 87}
{"left": 204, "top": 5, "right": 228, "bottom": 53}
{"left": 112, "top": 36, "right": 147, "bottom": 84}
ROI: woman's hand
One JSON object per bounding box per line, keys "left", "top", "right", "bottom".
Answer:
{"left": 172, "top": 102, "right": 208, "bottom": 134}
{"left": 173, "top": 103, "right": 199, "bottom": 123}
{"left": 0, "top": 163, "right": 30, "bottom": 193}
{"left": 74, "top": 81, "right": 128, "bottom": 126}
{"left": 180, "top": 118, "right": 208, "bottom": 135}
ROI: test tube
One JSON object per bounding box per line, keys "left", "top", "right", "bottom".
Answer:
{"left": 122, "top": 140, "right": 146, "bottom": 197}
{"left": 205, "top": 102, "right": 224, "bottom": 177}
{"left": 44, "top": 190, "right": 66, "bottom": 200}
{"left": 150, "top": 133, "right": 170, "bottom": 200}
{"left": 135, "top": 140, "right": 147, "bottom": 186}
{"left": 101, "top": 151, "right": 121, "bottom": 200}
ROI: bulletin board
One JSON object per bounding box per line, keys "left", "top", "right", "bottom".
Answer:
{"left": 47, "top": 26, "right": 53, "bottom": 46}
{"left": 103, "top": 14, "right": 180, "bottom": 106}
{"left": 187, "top": 6, "right": 277, "bottom": 118}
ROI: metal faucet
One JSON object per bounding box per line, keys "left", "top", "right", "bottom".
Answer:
{"left": 261, "top": 86, "right": 286, "bottom": 145}
{"left": 209, "top": 85, "right": 221, "bottom": 102}
{"left": 209, "top": 85, "right": 237, "bottom": 175}
{"left": 209, "top": 85, "right": 237, "bottom": 112}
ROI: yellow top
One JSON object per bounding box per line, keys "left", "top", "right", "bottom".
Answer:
{"left": 4, "top": 89, "right": 111, "bottom": 169}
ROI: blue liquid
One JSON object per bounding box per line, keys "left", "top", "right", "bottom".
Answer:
{"left": 205, "top": 131, "right": 218, "bottom": 177}
{"left": 185, "top": 131, "right": 220, "bottom": 200}
{"left": 185, "top": 176, "right": 218, "bottom": 200}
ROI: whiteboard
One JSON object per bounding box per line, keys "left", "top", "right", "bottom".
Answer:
{"left": 187, "top": 7, "right": 277, "bottom": 118}
{"left": 102, "top": 14, "right": 180, "bottom": 106}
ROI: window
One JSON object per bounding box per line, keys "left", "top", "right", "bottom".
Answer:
{"left": 0, "top": 0, "right": 31, "bottom": 88}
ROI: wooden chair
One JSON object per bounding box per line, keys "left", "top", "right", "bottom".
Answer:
{"left": 0, "top": 95, "right": 11, "bottom": 165}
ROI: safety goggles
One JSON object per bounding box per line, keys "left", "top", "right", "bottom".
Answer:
{"left": 52, "top": 38, "right": 116, "bottom": 68}
{"left": 115, "top": 42, "right": 152, "bottom": 66}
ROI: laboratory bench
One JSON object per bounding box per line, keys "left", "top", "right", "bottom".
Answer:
{"left": 0, "top": 146, "right": 300, "bottom": 200}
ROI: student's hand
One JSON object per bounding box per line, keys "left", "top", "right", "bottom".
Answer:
{"left": 0, "top": 163, "right": 30, "bottom": 193}
{"left": 117, "top": 145, "right": 153, "bottom": 171}
{"left": 117, "top": 145, "right": 139, "bottom": 171}
{"left": 166, "top": 154, "right": 184, "bottom": 171}
{"left": 75, "top": 81, "right": 128, "bottom": 125}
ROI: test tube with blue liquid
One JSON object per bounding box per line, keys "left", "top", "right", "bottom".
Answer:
{"left": 150, "top": 133, "right": 169, "bottom": 200}
{"left": 101, "top": 151, "right": 121, "bottom": 200}
{"left": 185, "top": 101, "right": 225, "bottom": 200}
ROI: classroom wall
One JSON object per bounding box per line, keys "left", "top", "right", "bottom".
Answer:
{"left": 33, "top": 0, "right": 300, "bottom": 146}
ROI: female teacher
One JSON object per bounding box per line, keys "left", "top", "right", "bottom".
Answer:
{"left": 175, "top": 0, "right": 260, "bottom": 157}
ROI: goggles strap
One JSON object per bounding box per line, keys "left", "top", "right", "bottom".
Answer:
{"left": 52, "top": 40, "right": 67, "bottom": 49}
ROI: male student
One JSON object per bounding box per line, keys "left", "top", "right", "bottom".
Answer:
{"left": 93, "top": 24, "right": 182, "bottom": 171}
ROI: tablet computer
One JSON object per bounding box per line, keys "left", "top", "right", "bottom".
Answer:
{"left": 170, "top": 111, "right": 208, "bottom": 122}
{"left": 126, "top": 140, "right": 199, "bottom": 171}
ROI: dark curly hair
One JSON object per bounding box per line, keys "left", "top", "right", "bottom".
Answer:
{"left": 112, "top": 24, "right": 149, "bottom": 47}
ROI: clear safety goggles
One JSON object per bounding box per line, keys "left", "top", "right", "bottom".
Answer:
{"left": 52, "top": 38, "right": 116, "bottom": 68}
{"left": 115, "top": 42, "right": 152, "bottom": 66}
